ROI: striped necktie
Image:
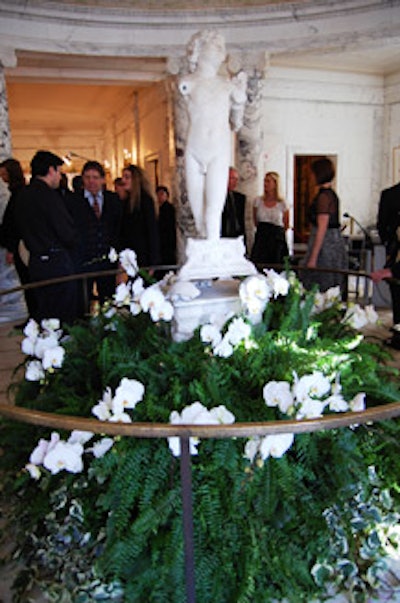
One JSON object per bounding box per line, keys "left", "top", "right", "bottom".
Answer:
{"left": 92, "top": 194, "right": 101, "bottom": 219}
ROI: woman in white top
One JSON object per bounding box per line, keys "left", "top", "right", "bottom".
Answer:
{"left": 250, "top": 171, "right": 289, "bottom": 266}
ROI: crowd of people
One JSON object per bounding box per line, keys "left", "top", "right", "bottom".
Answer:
{"left": 2, "top": 149, "right": 398, "bottom": 338}
{"left": 0, "top": 151, "right": 177, "bottom": 325}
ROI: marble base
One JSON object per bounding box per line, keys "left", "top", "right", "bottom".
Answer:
{"left": 171, "top": 278, "right": 242, "bottom": 342}
{"left": 178, "top": 237, "right": 257, "bottom": 282}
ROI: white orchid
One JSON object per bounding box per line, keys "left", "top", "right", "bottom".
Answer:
{"left": 263, "top": 381, "right": 294, "bottom": 414}
{"left": 259, "top": 433, "right": 294, "bottom": 459}
{"left": 25, "top": 462, "right": 41, "bottom": 480}
{"left": 92, "top": 378, "right": 145, "bottom": 424}
{"left": 68, "top": 430, "right": 94, "bottom": 445}
{"left": 21, "top": 336, "right": 36, "bottom": 356}
{"left": 213, "top": 335, "right": 234, "bottom": 358}
{"left": 240, "top": 274, "right": 272, "bottom": 303}
{"left": 109, "top": 396, "right": 133, "bottom": 423}
{"left": 209, "top": 405, "right": 235, "bottom": 424}
{"left": 114, "top": 282, "right": 132, "bottom": 306}
{"left": 150, "top": 299, "right": 174, "bottom": 322}
{"left": 92, "top": 386, "right": 114, "bottom": 421}
{"left": 311, "top": 286, "right": 342, "bottom": 314}
{"left": 25, "top": 360, "right": 45, "bottom": 382}
{"left": 226, "top": 316, "right": 251, "bottom": 346}
{"left": 131, "top": 276, "right": 145, "bottom": 299}
{"left": 200, "top": 323, "right": 222, "bottom": 347}
{"left": 41, "top": 318, "right": 61, "bottom": 334}
{"left": 349, "top": 392, "right": 366, "bottom": 412}
{"left": 91, "top": 437, "right": 114, "bottom": 458}
{"left": 293, "top": 371, "right": 331, "bottom": 403}
{"left": 43, "top": 441, "right": 84, "bottom": 475}
{"left": 326, "top": 394, "right": 349, "bottom": 413}
{"left": 119, "top": 248, "right": 138, "bottom": 277}
{"left": 130, "top": 301, "right": 142, "bottom": 316}
{"left": 168, "top": 401, "right": 222, "bottom": 457}
{"left": 108, "top": 247, "right": 119, "bottom": 263}
{"left": 113, "top": 377, "right": 145, "bottom": 410}
{"left": 22, "top": 318, "right": 65, "bottom": 377}
{"left": 30, "top": 432, "right": 60, "bottom": 465}
{"left": 244, "top": 437, "right": 261, "bottom": 462}
{"left": 264, "top": 269, "right": 290, "bottom": 298}
{"left": 296, "top": 397, "right": 326, "bottom": 419}
{"left": 42, "top": 345, "right": 65, "bottom": 370}
{"left": 342, "top": 304, "right": 374, "bottom": 329}
{"left": 23, "top": 318, "right": 39, "bottom": 340}
{"left": 364, "top": 305, "right": 379, "bottom": 324}
{"left": 140, "top": 285, "right": 165, "bottom": 313}
{"left": 34, "top": 333, "right": 60, "bottom": 360}
{"left": 239, "top": 274, "right": 273, "bottom": 324}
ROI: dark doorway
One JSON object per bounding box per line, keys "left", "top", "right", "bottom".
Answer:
{"left": 293, "top": 154, "right": 337, "bottom": 244}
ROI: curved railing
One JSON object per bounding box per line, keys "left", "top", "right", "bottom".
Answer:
{"left": 0, "top": 264, "right": 398, "bottom": 603}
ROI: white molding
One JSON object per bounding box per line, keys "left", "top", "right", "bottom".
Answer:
{"left": 0, "top": 0, "right": 399, "bottom": 60}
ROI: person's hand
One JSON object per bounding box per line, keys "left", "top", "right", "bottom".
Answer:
{"left": 370, "top": 267, "right": 392, "bottom": 283}
{"left": 307, "top": 257, "right": 317, "bottom": 269}
{"left": 115, "top": 267, "right": 127, "bottom": 286}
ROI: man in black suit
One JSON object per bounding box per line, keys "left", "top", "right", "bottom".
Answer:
{"left": 16, "top": 150, "right": 78, "bottom": 324}
{"left": 68, "top": 161, "right": 122, "bottom": 316}
{"left": 376, "top": 181, "right": 400, "bottom": 337}
{"left": 156, "top": 185, "right": 176, "bottom": 273}
{"left": 221, "top": 167, "right": 246, "bottom": 244}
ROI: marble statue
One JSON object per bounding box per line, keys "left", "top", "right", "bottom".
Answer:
{"left": 179, "top": 29, "right": 247, "bottom": 240}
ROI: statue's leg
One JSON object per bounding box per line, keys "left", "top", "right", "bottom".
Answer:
{"left": 185, "top": 153, "right": 206, "bottom": 237}
{"left": 205, "top": 158, "right": 230, "bottom": 240}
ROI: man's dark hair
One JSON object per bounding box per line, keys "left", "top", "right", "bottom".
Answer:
{"left": 82, "top": 160, "right": 105, "bottom": 178}
{"left": 31, "top": 150, "right": 63, "bottom": 178}
{"left": 72, "top": 174, "right": 83, "bottom": 192}
{"left": 156, "top": 185, "right": 169, "bottom": 197}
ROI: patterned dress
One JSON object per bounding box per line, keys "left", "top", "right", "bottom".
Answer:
{"left": 301, "top": 187, "right": 348, "bottom": 293}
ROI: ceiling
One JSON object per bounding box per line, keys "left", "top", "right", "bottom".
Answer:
{"left": 3, "top": 0, "right": 400, "bottom": 171}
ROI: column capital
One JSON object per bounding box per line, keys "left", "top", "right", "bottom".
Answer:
{"left": 0, "top": 47, "right": 17, "bottom": 68}
{"left": 227, "top": 50, "right": 270, "bottom": 78}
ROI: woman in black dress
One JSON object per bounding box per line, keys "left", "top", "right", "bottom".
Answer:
{"left": 0, "top": 157, "right": 37, "bottom": 318}
{"left": 119, "top": 165, "right": 160, "bottom": 269}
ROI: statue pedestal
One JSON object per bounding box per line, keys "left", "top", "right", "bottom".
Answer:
{"left": 171, "top": 237, "right": 256, "bottom": 341}
{"left": 171, "top": 278, "right": 242, "bottom": 342}
{"left": 178, "top": 237, "right": 256, "bottom": 281}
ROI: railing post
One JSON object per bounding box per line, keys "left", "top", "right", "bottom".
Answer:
{"left": 179, "top": 436, "right": 196, "bottom": 603}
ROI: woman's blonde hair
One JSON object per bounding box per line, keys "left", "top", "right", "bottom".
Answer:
{"left": 123, "top": 164, "right": 154, "bottom": 213}
{"left": 264, "top": 171, "right": 284, "bottom": 203}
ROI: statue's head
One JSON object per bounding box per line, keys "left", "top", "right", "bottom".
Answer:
{"left": 187, "top": 29, "right": 226, "bottom": 73}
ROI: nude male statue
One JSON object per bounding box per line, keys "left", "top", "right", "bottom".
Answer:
{"left": 179, "top": 30, "right": 247, "bottom": 241}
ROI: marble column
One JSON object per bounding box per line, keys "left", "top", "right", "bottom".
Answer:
{"left": 0, "top": 49, "right": 16, "bottom": 161}
{"left": 166, "top": 58, "right": 197, "bottom": 263}
{"left": 228, "top": 51, "right": 269, "bottom": 252}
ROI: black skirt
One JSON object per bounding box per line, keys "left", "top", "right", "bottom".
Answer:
{"left": 251, "top": 222, "right": 289, "bottom": 265}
